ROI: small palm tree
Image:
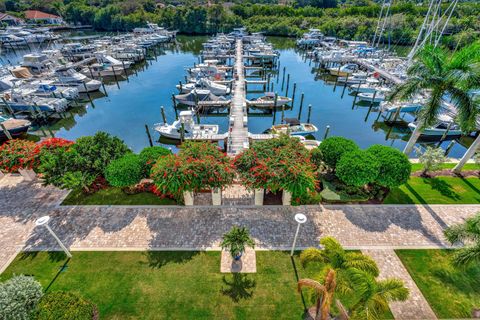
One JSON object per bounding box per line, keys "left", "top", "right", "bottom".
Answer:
{"left": 298, "top": 269, "right": 338, "bottom": 320}
{"left": 221, "top": 226, "right": 255, "bottom": 260}
{"left": 444, "top": 213, "right": 480, "bottom": 268}
{"left": 347, "top": 269, "right": 409, "bottom": 320}
{"left": 388, "top": 43, "right": 480, "bottom": 155}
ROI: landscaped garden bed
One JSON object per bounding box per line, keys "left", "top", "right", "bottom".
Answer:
{"left": 396, "top": 249, "right": 480, "bottom": 319}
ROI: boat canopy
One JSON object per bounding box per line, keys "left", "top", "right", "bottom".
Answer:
{"left": 285, "top": 118, "right": 300, "bottom": 126}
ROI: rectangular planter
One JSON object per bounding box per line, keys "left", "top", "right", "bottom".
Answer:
{"left": 282, "top": 190, "right": 292, "bottom": 206}
{"left": 212, "top": 188, "right": 222, "bottom": 206}
{"left": 254, "top": 189, "right": 264, "bottom": 206}
{"left": 183, "top": 191, "right": 194, "bottom": 206}
{"left": 0, "top": 171, "right": 4, "bottom": 180}
{"left": 18, "top": 168, "right": 36, "bottom": 181}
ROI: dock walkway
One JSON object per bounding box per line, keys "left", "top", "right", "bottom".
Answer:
{"left": 227, "top": 39, "right": 249, "bottom": 156}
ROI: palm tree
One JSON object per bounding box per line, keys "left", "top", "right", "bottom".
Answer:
{"left": 300, "top": 237, "right": 409, "bottom": 320}
{"left": 444, "top": 213, "right": 480, "bottom": 267}
{"left": 388, "top": 42, "right": 480, "bottom": 156}
{"left": 298, "top": 269, "right": 338, "bottom": 320}
{"left": 347, "top": 269, "right": 409, "bottom": 320}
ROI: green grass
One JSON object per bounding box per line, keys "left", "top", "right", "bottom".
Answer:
{"left": 62, "top": 187, "right": 177, "bottom": 205}
{"left": 320, "top": 179, "right": 370, "bottom": 203}
{"left": 383, "top": 176, "right": 480, "bottom": 204}
{"left": 410, "top": 162, "right": 478, "bottom": 173}
{"left": 1, "top": 251, "right": 393, "bottom": 319}
{"left": 396, "top": 250, "right": 480, "bottom": 318}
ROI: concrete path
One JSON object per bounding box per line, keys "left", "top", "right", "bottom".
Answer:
{"left": 363, "top": 249, "right": 437, "bottom": 320}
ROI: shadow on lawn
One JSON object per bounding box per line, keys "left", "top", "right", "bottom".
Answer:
{"left": 221, "top": 273, "right": 256, "bottom": 302}
{"left": 19, "top": 251, "right": 68, "bottom": 263}
{"left": 422, "top": 178, "right": 460, "bottom": 200}
{"left": 143, "top": 251, "right": 200, "bottom": 269}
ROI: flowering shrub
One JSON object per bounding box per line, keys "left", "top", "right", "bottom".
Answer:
{"left": 139, "top": 146, "right": 171, "bottom": 177}
{"left": 36, "top": 138, "right": 74, "bottom": 152}
{"left": 234, "top": 135, "right": 317, "bottom": 198}
{"left": 151, "top": 141, "right": 234, "bottom": 198}
{"left": 0, "top": 139, "right": 37, "bottom": 172}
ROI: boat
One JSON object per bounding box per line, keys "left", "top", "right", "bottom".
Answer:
{"left": 0, "top": 115, "right": 31, "bottom": 139}
{"left": 174, "top": 89, "right": 228, "bottom": 107}
{"left": 16, "top": 82, "right": 79, "bottom": 101}
{"left": 53, "top": 68, "right": 102, "bottom": 93}
{"left": 329, "top": 63, "right": 358, "bottom": 77}
{"left": 357, "top": 88, "right": 391, "bottom": 103}
{"left": 176, "top": 78, "right": 231, "bottom": 95}
{"left": 154, "top": 110, "right": 219, "bottom": 140}
{"left": 268, "top": 118, "right": 318, "bottom": 136}
{"left": 80, "top": 63, "right": 125, "bottom": 77}
{"left": 297, "top": 29, "right": 324, "bottom": 47}
{"left": 2, "top": 90, "right": 69, "bottom": 113}
{"left": 61, "top": 43, "right": 97, "bottom": 60}
{"left": 21, "top": 53, "right": 54, "bottom": 74}
{"left": 337, "top": 72, "right": 369, "bottom": 84}
{"left": 349, "top": 78, "right": 380, "bottom": 93}
{"left": 246, "top": 92, "right": 292, "bottom": 108}
{"left": 408, "top": 114, "right": 463, "bottom": 138}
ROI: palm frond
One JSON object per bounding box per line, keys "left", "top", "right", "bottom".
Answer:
{"left": 300, "top": 247, "right": 325, "bottom": 267}
{"left": 388, "top": 77, "right": 423, "bottom": 102}
{"left": 444, "top": 214, "right": 480, "bottom": 244}
{"left": 448, "top": 86, "right": 479, "bottom": 132}
{"left": 452, "top": 243, "right": 480, "bottom": 268}
{"left": 344, "top": 252, "right": 380, "bottom": 277}
{"left": 298, "top": 278, "right": 325, "bottom": 294}
{"left": 375, "top": 278, "right": 410, "bottom": 302}
{"left": 418, "top": 85, "right": 444, "bottom": 127}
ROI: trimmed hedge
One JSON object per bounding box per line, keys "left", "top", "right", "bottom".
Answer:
{"left": 336, "top": 150, "right": 379, "bottom": 187}
{"left": 318, "top": 136, "right": 359, "bottom": 169}
{"left": 366, "top": 145, "right": 411, "bottom": 188}
{"left": 104, "top": 154, "right": 143, "bottom": 187}
{"left": 35, "top": 291, "right": 98, "bottom": 320}
{"left": 0, "top": 275, "right": 43, "bottom": 320}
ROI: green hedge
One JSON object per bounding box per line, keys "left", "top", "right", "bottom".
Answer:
{"left": 35, "top": 291, "right": 98, "bottom": 320}
{"left": 104, "top": 154, "right": 143, "bottom": 187}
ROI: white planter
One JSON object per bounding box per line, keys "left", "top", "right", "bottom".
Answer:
{"left": 212, "top": 188, "right": 222, "bottom": 206}
{"left": 0, "top": 171, "right": 4, "bottom": 180}
{"left": 18, "top": 168, "right": 36, "bottom": 181}
{"left": 254, "top": 189, "right": 264, "bottom": 206}
{"left": 282, "top": 190, "right": 292, "bottom": 206}
{"left": 183, "top": 191, "right": 194, "bottom": 206}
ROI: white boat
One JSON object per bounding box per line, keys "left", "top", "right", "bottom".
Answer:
{"left": 408, "top": 115, "right": 463, "bottom": 138}
{"left": 269, "top": 118, "right": 318, "bottom": 136}
{"left": 2, "top": 90, "right": 68, "bottom": 113}
{"left": 297, "top": 29, "right": 324, "bottom": 47}
{"left": 17, "top": 82, "right": 79, "bottom": 101}
{"left": 0, "top": 115, "right": 31, "bottom": 139}
{"left": 329, "top": 63, "right": 358, "bottom": 77}
{"left": 357, "top": 88, "right": 391, "bottom": 103}
{"left": 176, "top": 78, "right": 230, "bottom": 95}
{"left": 53, "top": 68, "right": 102, "bottom": 93}
{"left": 174, "top": 89, "right": 228, "bottom": 107}
{"left": 337, "top": 72, "right": 369, "bottom": 84}
{"left": 349, "top": 78, "right": 380, "bottom": 93}
{"left": 21, "top": 53, "right": 54, "bottom": 74}
{"left": 246, "top": 92, "right": 292, "bottom": 108}
{"left": 80, "top": 63, "right": 125, "bottom": 77}
{"left": 154, "top": 110, "right": 219, "bottom": 140}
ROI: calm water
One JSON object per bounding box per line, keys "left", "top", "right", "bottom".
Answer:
{"left": 1, "top": 35, "right": 471, "bottom": 156}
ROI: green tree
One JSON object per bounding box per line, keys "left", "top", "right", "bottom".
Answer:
{"left": 0, "top": 275, "right": 43, "bottom": 320}
{"left": 366, "top": 145, "right": 411, "bottom": 188}
{"left": 444, "top": 213, "right": 480, "bottom": 268}
{"left": 318, "top": 136, "right": 359, "bottom": 169}
{"left": 104, "top": 154, "right": 143, "bottom": 187}
{"left": 388, "top": 43, "right": 480, "bottom": 156}
{"left": 336, "top": 150, "right": 379, "bottom": 187}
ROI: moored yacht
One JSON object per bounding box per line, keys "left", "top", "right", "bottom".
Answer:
{"left": 154, "top": 110, "right": 219, "bottom": 140}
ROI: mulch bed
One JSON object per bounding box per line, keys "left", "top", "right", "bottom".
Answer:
{"left": 411, "top": 169, "right": 479, "bottom": 178}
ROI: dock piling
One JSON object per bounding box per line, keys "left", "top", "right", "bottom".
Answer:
{"left": 307, "top": 104, "right": 312, "bottom": 123}
{"left": 145, "top": 124, "right": 153, "bottom": 147}
{"left": 0, "top": 123, "right": 12, "bottom": 140}
{"left": 298, "top": 93, "right": 304, "bottom": 120}
{"left": 160, "top": 106, "right": 167, "bottom": 124}
{"left": 323, "top": 125, "right": 330, "bottom": 140}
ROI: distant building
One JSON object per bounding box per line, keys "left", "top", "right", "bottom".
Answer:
{"left": 24, "top": 10, "right": 64, "bottom": 25}
{"left": 0, "top": 13, "right": 24, "bottom": 26}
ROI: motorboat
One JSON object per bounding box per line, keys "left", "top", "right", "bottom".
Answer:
{"left": 349, "top": 78, "right": 381, "bottom": 93}
{"left": 329, "top": 63, "right": 358, "bottom": 77}
{"left": 297, "top": 29, "right": 324, "bottom": 47}
{"left": 0, "top": 115, "right": 31, "bottom": 139}
{"left": 61, "top": 43, "right": 97, "bottom": 60}
{"left": 357, "top": 87, "right": 391, "bottom": 104}
{"left": 53, "top": 68, "right": 102, "bottom": 93}
{"left": 154, "top": 110, "right": 219, "bottom": 140}
{"left": 268, "top": 118, "right": 318, "bottom": 136}
{"left": 176, "top": 78, "right": 231, "bottom": 95}
{"left": 16, "top": 82, "right": 79, "bottom": 101}
{"left": 246, "top": 92, "right": 292, "bottom": 108}
{"left": 2, "top": 90, "right": 69, "bottom": 113}
{"left": 408, "top": 114, "right": 463, "bottom": 138}
{"left": 21, "top": 53, "right": 54, "bottom": 74}
{"left": 174, "top": 89, "right": 228, "bottom": 107}
{"left": 80, "top": 63, "right": 125, "bottom": 77}
{"left": 337, "top": 72, "right": 369, "bottom": 84}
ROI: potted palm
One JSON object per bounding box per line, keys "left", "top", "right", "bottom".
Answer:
{"left": 221, "top": 226, "right": 255, "bottom": 261}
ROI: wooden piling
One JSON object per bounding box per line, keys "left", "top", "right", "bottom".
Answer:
{"left": 291, "top": 83, "right": 297, "bottom": 104}
{"left": 341, "top": 74, "right": 349, "bottom": 98}
{"left": 281, "top": 67, "right": 286, "bottom": 90}
{"left": 352, "top": 82, "right": 361, "bottom": 109}
{"left": 122, "top": 61, "right": 129, "bottom": 82}
{"left": 285, "top": 74, "right": 290, "bottom": 96}
{"left": 111, "top": 66, "right": 120, "bottom": 89}
{"left": 0, "top": 123, "right": 12, "bottom": 140}
{"left": 160, "top": 106, "right": 167, "bottom": 123}
{"left": 307, "top": 104, "right": 312, "bottom": 123}
{"left": 298, "top": 93, "right": 304, "bottom": 120}
{"left": 145, "top": 124, "right": 153, "bottom": 147}
{"left": 323, "top": 125, "right": 330, "bottom": 140}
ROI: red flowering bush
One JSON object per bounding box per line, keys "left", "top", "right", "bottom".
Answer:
{"left": 0, "top": 139, "right": 37, "bottom": 173}
{"left": 151, "top": 141, "right": 234, "bottom": 199}
{"left": 234, "top": 135, "right": 317, "bottom": 198}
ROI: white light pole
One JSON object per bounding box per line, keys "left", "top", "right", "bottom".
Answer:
{"left": 35, "top": 216, "right": 72, "bottom": 258}
{"left": 290, "top": 213, "right": 307, "bottom": 256}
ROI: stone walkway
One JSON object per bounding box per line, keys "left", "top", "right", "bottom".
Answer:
{"left": 2, "top": 175, "right": 480, "bottom": 318}
{"left": 363, "top": 249, "right": 437, "bottom": 320}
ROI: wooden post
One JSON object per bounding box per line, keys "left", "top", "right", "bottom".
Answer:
{"left": 101, "top": 81, "right": 108, "bottom": 97}
{"left": 281, "top": 67, "right": 286, "bottom": 90}
{"left": 285, "top": 74, "right": 290, "bottom": 96}
{"left": 307, "top": 104, "right": 312, "bottom": 123}
{"left": 281, "top": 104, "right": 285, "bottom": 123}
{"left": 369, "top": 91, "right": 377, "bottom": 108}
{"left": 88, "top": 66, "right": 95, "bottom": 79}
{"left": 341, "top": 73, "right": 349, "bottom": 98}
{"left": 145, "top": 124, "right": 153, "bottom": 146}
{"left": 333, "top": 65, "right": 341, "bottom": 92}
{"left": 1, "top": 97, "right": 15, "bottom": 118}
{"left": 323, "top": 125, "right": 330, "bottom": 140}
{"left": 83, "top": 83, "right": 94, "bottom": 108}
{"left": 178, "top": 81, "right": 183, "bottom": 93}
{"left": 196, "top": 110, "right": 200, "bottom": 124}
{"left": 267, "top": 74, "right": 271, "bottom": 91}
{"left": 298, "top": 93, "right": 304, "bottom": 120}
{"left": 160, "top": 106, "right": 167, "bottom": 123}
{"left": 111, "top": 66, "right": 120, "bottom": 89}
{"left": 180, "top": 122, "right": 185, "bottom": 142}
{"left": 274, "top": 92, "right": 278, "bottom": 109}
{"left": 172, "top": 94, "right": 178, "bottom": 119}
{"left": 291, "top": 83, "right": 297, "bottom": 104}
{"left": 352, "top": 82, "right": 361, "bottom": 109}
{"left": 0, "top": 123, "right": 12, "bottom": 140}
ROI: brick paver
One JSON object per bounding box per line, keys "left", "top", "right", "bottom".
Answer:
{"left": 1, "top": 175, "right": 479, "bottom": 318}
{"left": 363, "top": 249, "right": 437, "bottom": 319}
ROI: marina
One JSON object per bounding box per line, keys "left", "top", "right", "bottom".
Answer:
{"left": 0, "top": 28, "right": 477, "bottom": 157}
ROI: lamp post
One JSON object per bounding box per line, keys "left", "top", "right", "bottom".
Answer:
{"left": 35, "top": 216, "right": 72, "bottom": 258}
{"left": 290, "top": 213, "right": 307, "bottom": 256}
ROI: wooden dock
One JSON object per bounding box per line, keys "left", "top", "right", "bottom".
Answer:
{"left": 227, "top": 39, "right": 249, "bottom": 156}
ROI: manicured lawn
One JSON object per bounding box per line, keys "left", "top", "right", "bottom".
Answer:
{"left": 383, "top": 176, "right": 480, "bottom": 204}
{"left": 410, "top": 162, "right": 478, "bottom": 173}
{"left": 1, "top": 251, "right": 307, "bottom": 319}
{"left": 62, "top": 187, "right": 177, "bottom": 205}
{"left": 396, "top": 250, "right": 480, "bottom": 318}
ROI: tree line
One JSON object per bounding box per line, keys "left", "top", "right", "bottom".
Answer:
{"left": 2, "top": 0, "right": 480, "bottom": 47}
